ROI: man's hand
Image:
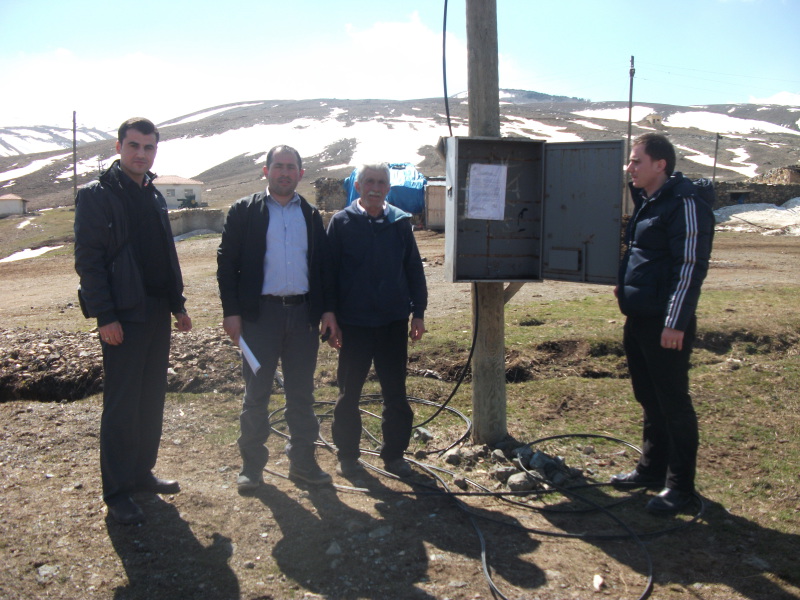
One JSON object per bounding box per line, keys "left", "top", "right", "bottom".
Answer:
{"left": 321, "top": 311, "right": 341, "bottom": 349}
{"left": 410, "top": 317, "right": 426, "bottom": 342}
{"left": 661, "top": 327, "right": 685, "bottom": 351}
{"left": 223, "top": 315, "right": 242, "bottom": 345}
{"left": 174, "top": 311, "right": 192, "bottom": 333}
{"left": 99, "top": 321, "right": 124, "bottom": 346}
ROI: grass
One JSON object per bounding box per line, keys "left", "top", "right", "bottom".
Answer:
{"left": 0, "top": 206, "right": 76, "bottom": 258}
{"left": 393, "top": 285, "right": 800, "bottom": 536}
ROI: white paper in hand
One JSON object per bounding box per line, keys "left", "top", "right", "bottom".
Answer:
{"left": 238, "top": 336, "right": 261, "bottom": 375}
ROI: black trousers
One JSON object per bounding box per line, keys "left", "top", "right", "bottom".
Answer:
{"left": 100, "top": 296, "right": 171, "bottom": 504}
{"left": 332, "top": 320, "right": 412, "bottom": 463}
{"left": 623, "top": 315, "right": 699, "bottom": 492}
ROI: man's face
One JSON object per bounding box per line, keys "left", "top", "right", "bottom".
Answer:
{"left": 116, "top": 129, "right": 158, "bottom": 184}
{"left": 355, "top": 168, "right": 390, "bottom": 216}
{"left": 627, "top": 143, "right": 666, "bottom": 196}
{"left": 263, "top": 150, "right": 304, "bottom": 202}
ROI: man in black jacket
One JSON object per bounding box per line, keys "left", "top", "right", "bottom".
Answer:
{"left": 74, "top": 117, "right": 192, "bottom": 525}
{"left": 611, "top": 133, "right": 714, "bottom": 514}
{"left": 217, "top": 145, "right": 338, "bottom": 491}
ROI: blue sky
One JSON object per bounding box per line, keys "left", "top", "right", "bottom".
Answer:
{"left": 1, "top": 0, "right": 798, "bottom": 130}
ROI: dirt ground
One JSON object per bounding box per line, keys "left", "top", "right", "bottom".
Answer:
{"left": 1, "top": 231, "right": 800, "bottom": 600}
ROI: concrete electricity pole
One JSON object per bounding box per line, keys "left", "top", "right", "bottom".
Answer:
{"left": 466, "top": 0, "right": 507, "bottom": 444}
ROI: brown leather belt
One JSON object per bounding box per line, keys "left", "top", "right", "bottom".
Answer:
{"left": 262, "top": 294, "right": 308, "bottom": 306}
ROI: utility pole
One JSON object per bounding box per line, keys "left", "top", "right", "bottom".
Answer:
{"left": 466, "top": 0, "right": 507, "bottom": 444}
{"left": 624, "top": 56, "right": 635, "bottom": 215}
{"left": 712, "top": 133, "right": 721, "bottom": 183}
{"left": 626, "top": 56, "right": 635, "bottom": 161}
{"left": 72, "top": 111, "right": 78, "bottom": 200}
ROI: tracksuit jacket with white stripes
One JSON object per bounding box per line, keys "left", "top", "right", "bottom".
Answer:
{"left": 617, "top": 172, "right": 715, "bottom": 331}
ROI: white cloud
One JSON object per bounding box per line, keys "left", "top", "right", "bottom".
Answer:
{"left": 0, "top": 13, "right": 465, "bottom": 131}
{"left": 748, "top": 91, "right": 800, "bottom": 107}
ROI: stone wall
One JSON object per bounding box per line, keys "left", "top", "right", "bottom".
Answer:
{"left": 168, "top": 208, "right": 224, "bottom": 237}
{"left": 749, "top": 166, "right": 800, "bottom": 185}
{"left": 714, "top": 182, "right": 800, "bottom": 209}
{"left": 313, "top": 177, "right": 347, "bottom": 212}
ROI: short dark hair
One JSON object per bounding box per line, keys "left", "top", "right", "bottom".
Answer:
{"left": 266, "top": 145, "right": 302, "bottom": 170}
{"left": 118, "top": 117, "right": 160, "bottom": 144}
{"left": 633, "top": 133, "right": 676, "bottom": 176}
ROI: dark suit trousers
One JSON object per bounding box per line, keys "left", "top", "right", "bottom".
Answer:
{"left": 238, "top": 299, "right": 321, "bottom": 476}
{"left": 100, "top": 296, "right": 171, "bottom": 504}
{"left": 332, "top": 320, "right": 413, "bottom": 463}
{"left": 624, "top": 315, "right": 699, "bottom": 492}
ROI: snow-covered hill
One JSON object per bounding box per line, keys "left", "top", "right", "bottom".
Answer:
{"left": 1, "top": 93, "right": 798, "bottom": 211}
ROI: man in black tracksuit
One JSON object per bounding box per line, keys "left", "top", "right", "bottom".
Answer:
{"left": 74, "top": 117, "right": 192, "bottom": 525}
{"left": 611, "top": 133, "right": 715, "bottom": 514}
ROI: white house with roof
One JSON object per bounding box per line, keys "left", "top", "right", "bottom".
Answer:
{"left": 0, "top": 193, "right": 27, "bottom": 216}
{"left": 153, "top": 175, "right": 204, "bottom": 209}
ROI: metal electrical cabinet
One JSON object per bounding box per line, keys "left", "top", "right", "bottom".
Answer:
{"left": 542, "top": 141, "right": 625, "bottom": 284}
{"left": 444, "top": 137, "right": 624, "bottom": 284}
{"left": 444, "top": 137, "right": 545, "bottom": 282}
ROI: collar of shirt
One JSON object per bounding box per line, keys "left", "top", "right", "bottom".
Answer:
{"left": 266, "top": 191, "right": 301, "bottom": 207}
{"left": 355, "top": 198, "right": 387, "bottom": 222}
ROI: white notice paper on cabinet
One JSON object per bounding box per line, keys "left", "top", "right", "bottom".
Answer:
{"left": 466, "top": 163, "right": 507, "bottom": 221}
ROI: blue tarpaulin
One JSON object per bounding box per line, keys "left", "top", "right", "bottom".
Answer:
{"left": 343, "top": 163, "right": 426, "bottom": 214}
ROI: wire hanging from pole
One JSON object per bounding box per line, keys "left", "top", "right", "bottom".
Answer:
{"left": 442, "top": 0, "right": 453, "bottom": 136}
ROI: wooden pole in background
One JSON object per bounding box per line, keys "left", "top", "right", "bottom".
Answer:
{"left": 72, "top": 111, "right": 77, "bottom": 200}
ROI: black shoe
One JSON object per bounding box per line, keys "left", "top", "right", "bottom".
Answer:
{"left": 646, "top": 488, "right": 694, "bottom": 514}
{"left": 337, "top": 459, "right": 366, "bottom": 478}
{"left": 289, "top": 461, "right": 332, "bottom": 485}
{"left": 384, "top": 458, "right": 414, "bottom": 478}
{"left": 136, "top": 476, "right": 181, "bottom": 495}
{"left": 237, "top": 473, "right": 264, "bottom": 493}
{"left": 107, "top": 497, "right": 145, "bottom": 525}
{"left": 610, "top": 469, "right": 662, "bottom": 489}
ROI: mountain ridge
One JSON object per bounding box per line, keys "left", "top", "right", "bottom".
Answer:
{"left": 2, "top": 91, "right": 798, "bottom": 211}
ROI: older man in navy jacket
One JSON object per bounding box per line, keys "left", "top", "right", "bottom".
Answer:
{"left": 326, "top": 163, "right": 427, "bottom": 479}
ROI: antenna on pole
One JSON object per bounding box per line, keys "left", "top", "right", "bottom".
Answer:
{"left": 626, "top": 56, "right": 635, "bottom": 162}
{"left": 624, "top": 56, "right": 635, "bottom": 215}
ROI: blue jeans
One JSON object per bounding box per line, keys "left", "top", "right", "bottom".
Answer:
{"left": 238, "top": 299, "right": 320, "bottom": 476}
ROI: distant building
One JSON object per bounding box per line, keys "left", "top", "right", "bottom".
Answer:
{"left": 154, "top": 175, "right": 204, "bottom": 209}
{"left": 640, "top": 113, "right": 663, "bottom": 127}
{"left": 0, "top": 193, "right": 27, "bottom": 216}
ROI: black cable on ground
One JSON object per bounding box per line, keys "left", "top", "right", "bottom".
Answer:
{"left": 264, "top": 396, "right": 700, "bottom": 599}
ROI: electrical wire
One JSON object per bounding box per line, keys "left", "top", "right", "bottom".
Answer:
{"left": 442, "top": 0, "right": 453, "bottom": 137}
